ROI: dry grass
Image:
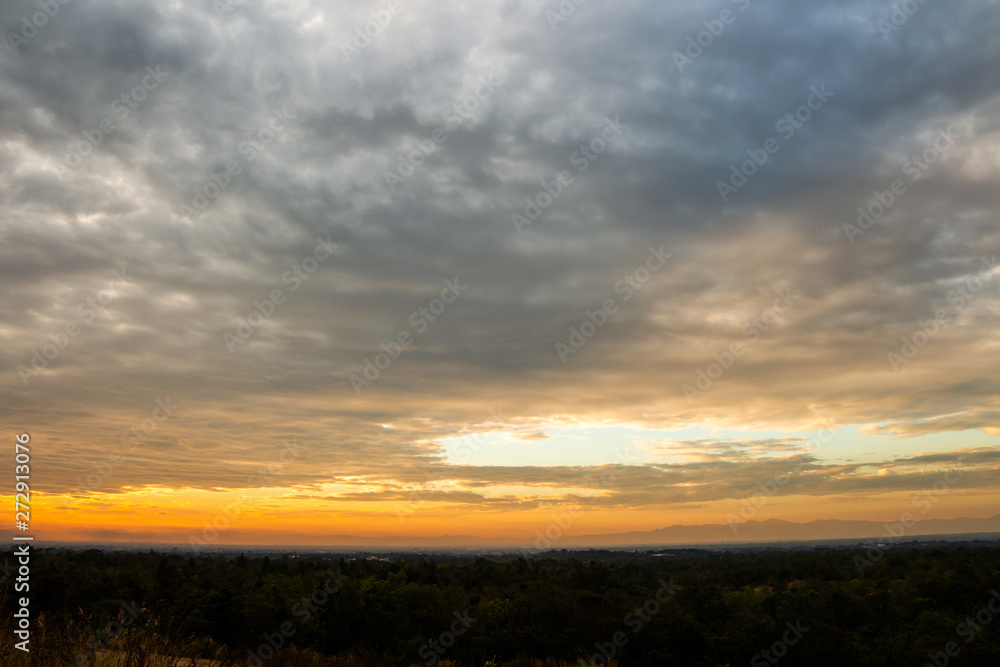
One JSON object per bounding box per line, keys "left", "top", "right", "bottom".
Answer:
{"left": 0, "top": 613, "right": 603, "bottom": 667}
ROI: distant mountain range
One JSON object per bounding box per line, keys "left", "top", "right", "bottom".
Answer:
{"left": 55, "top": 514, "right": 1000, "bottom": 551}
{"left": 555, "top": 513, "right": 1000, "bottom": 548}
{"left": 263, "top": 513, "right": 1000, "bottom": 549}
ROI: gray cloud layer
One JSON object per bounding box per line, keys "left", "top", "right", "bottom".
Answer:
{"left": 1, "top": 0, "right": 998, "bottom": 507}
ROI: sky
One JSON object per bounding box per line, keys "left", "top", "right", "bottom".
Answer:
{"left": 1, "top": 0, "right": 998, "bottom": 548}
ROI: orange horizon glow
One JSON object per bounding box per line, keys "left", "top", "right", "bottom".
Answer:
{"left": 23, "top": 483, "right": 1000, "bottom": 547}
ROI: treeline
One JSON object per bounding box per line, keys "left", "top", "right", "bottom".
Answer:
{"left": 1, "top": 542, "right": 999, "bottom": 666}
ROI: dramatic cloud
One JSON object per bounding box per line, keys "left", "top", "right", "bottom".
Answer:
{"left": 1, "top": 0, "right": 997, "bottom": 542}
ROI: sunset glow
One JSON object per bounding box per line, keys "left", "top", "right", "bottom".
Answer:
{"left": 2, "top": 0, "right": 998, "bottom": 551}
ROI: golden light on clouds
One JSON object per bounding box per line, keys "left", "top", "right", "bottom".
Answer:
{"left": 2, "top": 0, "right": 998, "bottom": 549}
